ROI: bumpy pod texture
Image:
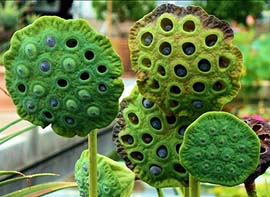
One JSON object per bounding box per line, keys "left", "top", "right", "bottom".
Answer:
{"left": 3, "top": 16, "right": 124, "bottom": 137}
{"left": 179, "top": 111, "right": 260, "bottom": 187}
{"left": 74, "top": 151, "right": 135, "bottom": 197}
{"left": 129, "top": 4, "right": 243, "bottom": 117}
{"left": 242, "top": 118, "right": 270, "bottom": 185}
{"left": 113, "top": 86, "right": 195, "bottom": 188}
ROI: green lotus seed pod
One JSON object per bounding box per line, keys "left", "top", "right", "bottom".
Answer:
{"left": 74, "top": 150, "right": 135, "bottom": 197}
{"left": 3, "top": 16, "right": 124, "bottom": 137}
{"left": 129, "top": 4, "right": 243, "bottom": 117}
{"left": 113, "top": 86, "right": 195, "bottom": 188}
{"left": 179, "top": 111, "right": 260, "bottom": 187}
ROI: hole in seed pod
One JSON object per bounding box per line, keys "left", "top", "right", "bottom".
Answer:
{"left": 174, "top": 164, "right": 186, "bottom": 173}
{"left": 128, "top": 112, "right": 139, "bottom": 124}
{"left": 131, "top": 152, "right": 144, "bottom": 161}
{"left": 39, "top": 61, "right": 51, "bottom": 72}
{"left": 159, "top": 42, "right": 171, "bottom": 56}
{"left": 85, "top": 50, "right": 94, "bottom": 60}
{"left": 174, "top": 64, "right": 187, "bottom": 77}
{"left": 219, "top": 56, "right": 230, "bottom": 68}
{"left": 141, "top": 32, "right": 153, "bottom": 46}
{"left": 176, "top": 144, "right": 181, "bottom": 153}
{"left": 252, "top": 124, "right": 262, "bottom": 132}
{"left": 66, "top": 38, "right": 78, "bottom": 48}
{"left": 259, "top": 134, "right": 268, "bottom": 141}
{"left": 182, "top": 42, "right": 195, "bottom": 55}
{"left": 142, "top": 58, "right": 151, "bottom": 67}
{"left": 57, "top": 79, "right": 68, "bottom": 87}
{"left": 98, "top": 84, "right": 107, "bottom": 92}
{"left": 142, "top": 133, "right": 153, "bottom": 144}
{"left": 46, "top": 36, "right": 56, "bottom": 47}
{"left": 198, "top": 59, "right": 211, "bottom": 72}
{"left": 142, "top": 98, "right": 154, "bottom": 108}
{"left": 50, "top": 98, "right": 58, "bottom": 107}
{"left": 158, "top": 65, "right": 166, "bottom": 76}
{"left": 18, "top": 84, "right": 26, "bottom": 93}
{"left": 97, "top": 65, "right": 107, "bottom": 73}
{"left": 151, "top": 79, "right": 160, "bottom": 89}
{"left": 65, "top": 116, "right": 75, "bottom": 125}
{"left": 121, "top": 135, "right": 134, "bottom": 145}
{"left": 150, "top": 117, "right": 162, "bottom": 130}
{"left": 193, "top": 82, "right": 205, "bottom": 92}
{"left": 192, "top": 100, "right": 204, "bottom": 108}
{"left": 161, "top": 18, "right": 173, "bottom": 31}
{"left": 26, "top": 100, "right": 35, "bottom": 110}
{"left": 43, "top": 111, "right": 53, "bottom": 119}
{"left": 170, "top": 85, "right": 181, "bottom": 94}
{"left": 157, "top": 145, "right": 168, "bottom": 158}
{"left": 205, "top": 34, "right": 218, "bottom": 47}
{"left": 213, "top": 81, "right": 225, "bottom": 91}
{"left": 80, "top": 72, "right": 90, "bottom": 80}
{"left": 178, "top": 126, "right": 187, "bottom": 135}
{"left": 169, "top": 100, "right": 179, "bottom": 108}
{"left": 261, "top": 147, "right": 266, "bottom": 153}
{"left": 166, "top": 115, "right": 176, "bottom": 124}
{"left": 150, "top": 165, "right": 162, "bottom": 176}
{"left": 183, "top": 20, "right": 195, "bottom": 32}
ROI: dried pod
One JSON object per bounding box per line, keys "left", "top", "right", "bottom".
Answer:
{"left": 74, "top": 151, "right": 135, "bottom": 197}
{"left": 179, "top": 111, "right": 260, "bottom": 187}
{"left": 3, "top": 16, "right": 124, "bottom": 137}
{"left": 129, "top": 4, "right": 242, "bottom": 117}
{"left": 113, "top": 86, "right": 193, "bottom": 188}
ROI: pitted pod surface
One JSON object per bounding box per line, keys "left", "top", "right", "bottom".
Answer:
{"left": 3, "top": 16, "right": 124, "bottom": 137}
{"left": 129, "top": 4, "right": 243, "bottom": 117}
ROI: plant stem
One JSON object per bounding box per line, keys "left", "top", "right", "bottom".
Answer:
{"left": 184, "top": 186, "right": 190, "bottom": 197}
{"left": 245, "top": 182, "right": 257, "bottom": 197}
{"left": 156, "top": 188, "right": 164, "bottom": 197}
{"left": 88, "top": 129, "right": 97, "bottom": 197}
{"left": 0, "top": 118, "right": 22, "bottom": 133}
{"left": 189, "top": 174, "right": 200, "bottom": 197}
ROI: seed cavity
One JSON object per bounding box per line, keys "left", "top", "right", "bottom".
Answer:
{"left": 174, "top": 64, "right": 187, "bottom": 77}
{"left": 121, "top": 135, "right": 134, "bottom": 145}
{"left": 161, "top": 18, "right": 173, "bottom": 31}
{"left": 141, "top": 32, "right": 153, "bottom": 46}
{"left": 198, "top": 59, "right": 211, "bottom": 72}
{"left": 205, "top": 34, "right": 218, "bottom": 47}
{"left": 142, "top": 133, "right": 153, "bottom": 144}
{"left": 182, "top": 42, "right": 195, "bottom": 55}
{"left": 157, "top": 145, "right": 168, "bottom": 158}
{"left": 46, "top": 36, "right": 56, "bottom": 47}
{"left": 150, "top": 117, "right": 162, "bottom": 130}
{"left": 128, "top": 112, "right": 139, "bottom": 124}
{"left": 150, "top": 165, "right": 162, "bottom": 176}
{"left": 66, "top": 38, "right": 78, "bottom": 48}
{"left": 193, "top": 82, "right": 205, "bottom": 92}
{"left": 85, "top": 50, "right": 94, "bottom": 60}
{"left": 131, "top": 152, "right": 144, "bottom": 161}
{"left": 160, "top": 42, "right": 171, "bottom": 55}
{"left": 183, "top": 20, "right": 195, "bottom": 32}
{"left": 142, "top": 98, "right": 154, "bottom": 108}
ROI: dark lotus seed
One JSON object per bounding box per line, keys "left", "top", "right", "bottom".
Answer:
{"left": 65, "top": 117, "right": 75, "bottom": 125}
{"left": 150, "top": 117, "right": 162, "bottom": 130}
{"left": 50, "top": 98, "right": 58, "bottom": 107}
{"left": 40, "top": 61, "right": 50, "bottom": 72}
{"left": 161, "top": 46, "right": 171, "bottom": 55}
{"left": 182, "top": 42, "right": 195, "bottom": 55}
{"left": 178, "top": 126, "right": 187, "bottom": 135}
{"left": 46, "top": 36, "right": 56, "bottom": 47}
{"left": 131, "top": 152, "right": 144, "bottom": 161}
{"left": 174, "top": 64, "right": 187, "bottom": 77}
{"left": 193, "top": 82, "right": 205, "bottom": 92}
{"left": 142, "top": 133, "right": 153, "bottom": 143}
{"left": 165, "top": 25, "right": 172, "bottom": 31}
{"left": 198, "top": 59, "right": 211, "bottom": 72}
{"left": 144, "top": 35, "right": 153, "bottom": 46}
{"left": 192, "top": 100, "right": 204, "bottom": 108}
{"left": 205, "top": 34, "right": 218, "bottom": 47}
{"left": 150, "top": 165, "right": 162, "bottom": 176}
{"left": 157, "top": 146, "right": 168, "bottom": 158}
{"left": 99, "top": 84, "right": 107, "bottom": 92}
{"left": 26, "top": 101, "right": 35, "bottom": 109}
{"left": 121, "top": 135, "right": 134, "bottom": 145}
{"left": 142, "top": 98, "right": 154, "bottom": 108}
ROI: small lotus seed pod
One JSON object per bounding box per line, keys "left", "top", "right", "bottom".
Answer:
{"left": 129, "top": 4, "right": 243, "bottom": 117}
{"left": 74, "top": 150, "right": 135, "bottom": 197}
{"left": 179, "top": 111, "right": 261, "bottom": 187}
{"left": 3, "top": 16, "right": 124, "bottom": 137}
{"left": 113, "top": 86, "right": 194, "bottom": 188}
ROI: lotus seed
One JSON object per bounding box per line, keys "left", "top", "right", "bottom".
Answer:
{"left": 174, "top": 65, "right": 187, "bottom": 77}
{"left": 142, "top": 98, "right": 154, "bottom": 108}
{"left": 50, "top": 98, "right": 58, "bottom": 107}
{"left": 150, "top": 117, "right": 162, "bottom": 130}
{"left": 157, "top": 146, "right": 168, "bottom": 158}
{"left": 150, "top": 165, "right": 162, "bottom": 176}
{"left": 39, "top": 61, "right": 51, "bottom": 72}
{"left": 192, "top": 100, "right": 204, "bottom": 108}
{"left": 46, "top": 36, "right": 56, "bottom": 47}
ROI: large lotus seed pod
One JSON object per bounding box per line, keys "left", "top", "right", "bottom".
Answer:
{"left": 74, "top": 151, "right": 135, "bottom": 197}
{"left": 3, "top": 16, "right": 124, "bottom": 137}
{"left": 242, "top": 118, "right": 270, "bottom": 185}
{"left": 129, "top": 4, "right": 243, "bottom": 117}
{"left": 179, "top": 111, "right": 260, "bottom": 187}
{"left": 113, "top": 86, "right": 194, "bottom": 188}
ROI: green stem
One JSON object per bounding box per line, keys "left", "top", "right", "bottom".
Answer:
{"left": 156, "top": 188, "right": 164, "bottom": 197}
{"left": 0, "top": 118, "right": 22, "bottom": 133}
{"left": 88, "top": 129, "right": 98, "bottom": 197}
{"left": 189, "top": 174, "right": 200, "bottom": 197}
{"left": 184, "top": 186, "right": 190, "bottom": 197}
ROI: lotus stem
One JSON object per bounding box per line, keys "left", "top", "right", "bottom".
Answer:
{"left": 245, "top": 182, "right": 257, "bottom": 197}
{"left": 189, "top": 174, "right": 200, "bottom": 197}
{"left": 88, "top": 129, "right": 98, "bottom": 197}
{"left": 0, "top": 118, "right": 22, "bottom": 134}
{"left": 184, "top": 186, "right": 190, "bottom": 197}
{"left": 156, "top": 188, "right": 164, "bottom": 197}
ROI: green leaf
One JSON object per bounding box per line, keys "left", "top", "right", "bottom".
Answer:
{"left": 2, "top": 182, "right": 77, "bottom": 197}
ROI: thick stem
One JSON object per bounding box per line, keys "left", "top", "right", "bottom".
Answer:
{"left": 0, "top": 118, "right": 22, "bottom": 133}
{"left": 156, "top": 188, "right": 164, "bottom": 197}
{"left": 245, "top": 182, "right": 257, "bottom": 197}
{"left": 184, "top": 186, "right": 190, "bottom": 197}
{"left": 189, "top": 174, "right": 200, "bottom": 197}
{"left": 88, "top": 130, "right": 98, "bottom": 197}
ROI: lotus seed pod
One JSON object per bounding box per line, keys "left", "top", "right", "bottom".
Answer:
{"left": 129, "top": 4, "right": 243, "bottom": 117}
{"left": 242, "top": 118, "right": 270, "bottom": 185}
{"left": 74, "top": 151, "right": 135, "bottom": 197}
{"left": 3, "top": 16, "right": 124, "bottom": 137}
{"left": 179, "top": 111, "right": 261, "bottom": 187}
{"left": 113, "top": 86, "right": 195, "bottom": 188}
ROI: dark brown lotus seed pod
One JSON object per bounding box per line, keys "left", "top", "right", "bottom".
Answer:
{"left": 129, "top": 4, "right": 242, "bottom": 117}
{"left": 113, "top": 86, "right": 194, "bottom": 188}
{"left": 179, "top": 111, "right": 260, "bottom": 187}
{"left": 3, "top": 16, "right": 123, "bottom": 137}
